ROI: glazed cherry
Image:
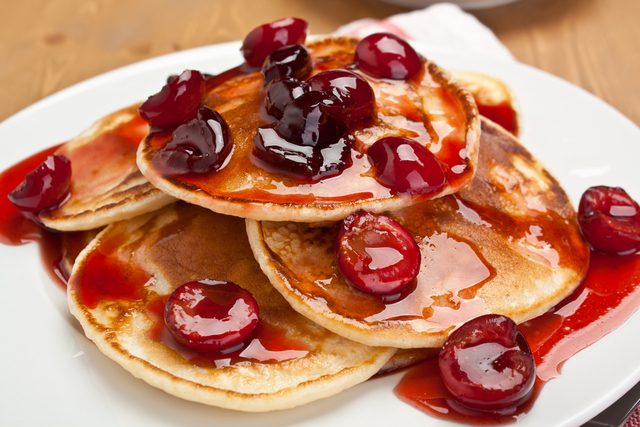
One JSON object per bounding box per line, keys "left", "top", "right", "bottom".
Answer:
{"left": 253, "top": 125, "right": 354, "bottom": 179}
{"left": 355, "top": 33, "right": 422, "bottom": 80}
{"left": 439, "top": 314, "right": 536, "bottom": 412}
{"left": 307, "top": 69, "right": 376, "bottom": 123}
{"left": 8, "top": 154, "right": 71, "bottom": 213}
{"left": 275, "top": 91, "right": 345, "bottom": 147}
{"left": 336, "top": 210, "right": 420, "bottom": 295}
{"left": 578, "top": 186, "right": 640, "bottom": 253}
{"left": 264, "top": 77, "right": 309, "bottom": 119}
{"left": 138, "top": 70, "right": 205, "bottom": 127}
{"left": 164, "top": 280, "right": 259, "bottom": 352}
{"left": 261, "top": 44, "right": 312, "bottom": 85}
{"left": 160, "top": 106, "right": 232, "bottom": 175}
{"left": 368, "top": 136, "right": 446, "bottom": 196}
{"left": 241, "top": 17, "right": 308, "bottom": 68}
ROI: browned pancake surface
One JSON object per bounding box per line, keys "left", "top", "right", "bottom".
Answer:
{"left": 67, "top": 202, "right": 395, "bottom": 411}
{"left": 247, "top": 119, "right": 589, "bottom": 349}
{"left": 138, "top": 36, "right": 480, "bottom": 222}
{"left": 39, "top": 105, "right": 175, "bottom": 231}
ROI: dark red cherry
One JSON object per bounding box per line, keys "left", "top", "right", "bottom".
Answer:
{"left": 355, "top": 33, "right": 422, "bottom": 80}
{"left": 8, "top": 154, "right": 71, "bottom": 213}
{"left": 275, "top": 91, "right": 345, "bottom": 147}
{"left": 439, "top": 314, "right": 536, "bottom": 412}
{"left": 336, "top": 210, "right": 420, "bottom": 295}
{"left": 253, "top": 125, "right": 354, "bottom": 180}
{"left": 261, "top": 44, "right": 312, "bottom": 85}
{"left": 138, "top": 70, "right": 205, "bottom": 127}
{"left": 164, "top": 280, "right": 259, "bottom": 352}
{"left": 241, "top": 18, "right": 308, "bottom": 68}
{"left": 307, "top": 69, "right": 375, "bottom": 123}
{"left": 264, "top": 77, "right": 309, "bottom": 119}
{"left": 578, "top": 186, "right": 640, "bottom": 253}
{"left": 160, "top": 106, "right": 232, "bottom": 175}
{"left": 368, "top": 136, "right": 446, "bottom": 196}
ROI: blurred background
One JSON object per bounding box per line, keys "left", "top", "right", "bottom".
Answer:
{"left": 1, "top": 0, "right": 639, "bottom": 126}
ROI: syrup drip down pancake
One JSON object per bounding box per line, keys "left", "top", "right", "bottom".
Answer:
{"left": 67, "top": 202, "right": 395, "bottom": 411}
{"left": 137, "top": 37, "right": 480, "bottom": 223}
{"left": 39, "top": 105, "right": 176, "bottom": 231}
{"left": 247, "top": 118, "right": 590, "bottom": 349}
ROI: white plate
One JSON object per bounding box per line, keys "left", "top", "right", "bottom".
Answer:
{"left": 1, "top": 41, "right": 639, "bottom": 427}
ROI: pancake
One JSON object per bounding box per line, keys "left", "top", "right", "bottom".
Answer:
{"left": 247, "top": 118, "right": 590, "bottom": 349}
{"left": 377, "top": 348, "right": 439, "bottom": 375}
{"left": 450, "top": 69, "right": 521, "bottom": 136}
{"left": 137, "top": 36, "right": 480, "bottom": 223}
{"left": 38, "top": 105, "right": 176, "bottom": 231}
{"left": 67, "top": 201, "right": 395, "bottom": 411}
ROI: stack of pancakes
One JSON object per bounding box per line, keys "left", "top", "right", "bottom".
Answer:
{"left": 41, "top": 37, "right": 589, "bottom": 412}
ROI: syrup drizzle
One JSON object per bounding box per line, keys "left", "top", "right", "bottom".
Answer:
{"left": 393, "top": 249, "right": 640, "bottom": 424}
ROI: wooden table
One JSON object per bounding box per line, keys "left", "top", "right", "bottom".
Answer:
{"left": 1, "top": 0, "right": 639, "bottom": 128}
{"left": 1, "top": 1, "right": 638, "bottom": 424}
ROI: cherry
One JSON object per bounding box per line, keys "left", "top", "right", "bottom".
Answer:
{"left": 275, "top": 91, "right": 345, "bottom": 147}
{"left": 355, "top": 33, "right": 422, "bottom": 80}
{"left": 160, "top": 106, "right": 233, "bottom": 175}
{"left": 307, "top": 69, "right": 376, "bottom": 123}
{"left": 368, "top": 136, "right": 446, "bottom": 196}
{"left": 335, "top": 210, "right": 420, "bottom": 295}
{"left": 164, "top": 280, "right": 259, "bottom": 352}
{"left": 261, "top": 44, "right": 312, "bottom": 86}
{"left": 438, "top": 314, "right": 536, "bottom": 412}
{"left": 264, "top": 77, "right": 310, "bottom": 120}
{"left": 138, "top": 70, "right": 205, "bottom": 127}
{"left": 577, "top": 186, "right": 640, "bottom": 253}
{"left": 241, "top": 17, "right": 308, "bottom": 68}
{"left": 253, "top": 125, "right": 354, "bottom": 180}
{"left": 8, "top": 154, "right": 71, "bottom": 213}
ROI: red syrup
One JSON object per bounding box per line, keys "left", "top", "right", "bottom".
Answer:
{"left": 394, "top": 248, "right": 640, "bottom": 425}
{"left": 475, "top": 99, "right": 518, "bottom": 137}
{"left": 0, "top": 144, "right": 70, "bottom": 290}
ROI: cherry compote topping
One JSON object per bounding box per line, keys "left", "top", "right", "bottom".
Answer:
{"left": 354, "top": 33, "right": 422, "bottom": 80}
{"left": 254, "top": 89, "right": 356, "bottom": 180}
{"left": 264, "top": 77, "right": 310, "bottom": 120}
{"left": 261, "top": 44, "right": 312, "bottom": 86}
{"left": 578, "top": 186, "right": 640, "bottom": 253}
{"left": 164, "top": 280, "right": 260, "bottom": 352}
{"left": 335, "top": 210, "right": 420, "bottom": 295}
{"left": 253, "top": 125, "right": 354, "bottom": 180}
{"left": 368, "top": 136, "right": 446, "bottom": 196}
{"left": 276, "top": 91, "right": 345, "bottom": 146}
{"left": 307, "top": 69, "right": 375, "bottom": 123}
{"left": 160, "top": 106, "right": 232, "bottom": 175}
{"left": 8, "top": 154, "right": 71, "bottom": 213}
{"left": 438, "top": 314, "right": 536, "bottom": 413}
{"left": 241, "top": 17, "right": 308, "bottom": 68}
{"left": 138, "top": 70, "right": 205, "bottom": 128}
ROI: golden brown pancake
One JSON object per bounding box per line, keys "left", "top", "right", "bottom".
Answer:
{"left": 67, "top": 201, "right": 395, "bottom": 411}
{"left": 137, "top": 36, "right": 480, "bottom": 223}
{"left": 39, "top": 105, "right": 176, "bottom": 231}
{"left": 247, "top": 118, "right": 590, "bottom": 349}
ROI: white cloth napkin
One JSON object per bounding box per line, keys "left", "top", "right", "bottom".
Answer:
{"left": 334, "top": 2, "right": 514, "bottom": 61}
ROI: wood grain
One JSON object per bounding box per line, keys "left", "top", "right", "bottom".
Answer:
{"left": 0, "top": 0, "right": 638, "bottom": 128}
